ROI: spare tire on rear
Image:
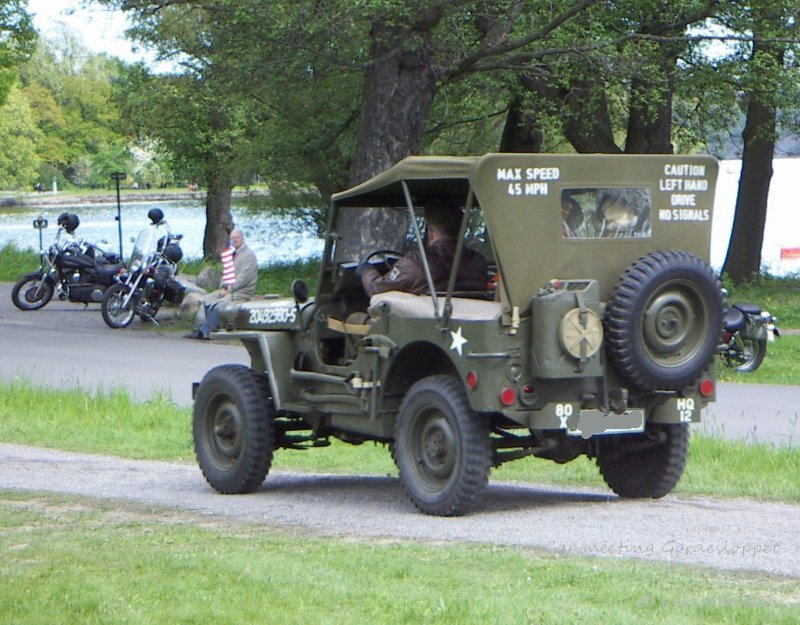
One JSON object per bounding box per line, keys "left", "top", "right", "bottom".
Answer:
{"left": 605, "top": 249, "right": 722, "bottom": 392}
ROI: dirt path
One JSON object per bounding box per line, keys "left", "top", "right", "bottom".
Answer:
{"left": 2, "top": 442, "right": 798, "bottom": 578}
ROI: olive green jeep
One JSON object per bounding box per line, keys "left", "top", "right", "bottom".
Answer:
{"left": 192, "top": 153, "right": 722, "bottom": 516}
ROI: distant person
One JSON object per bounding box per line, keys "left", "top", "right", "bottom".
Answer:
{"left": 186, "top": 229, "right": 258, "bottom": 339}
{"left": 358, "top": 200, "right": 488, "bottom": 297}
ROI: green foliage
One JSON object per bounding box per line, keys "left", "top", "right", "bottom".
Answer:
{"left": 0, "top": 241, "right": 38, "bottom": 280}
{"left": 718, "top": 334, "right": 800, "bottom": 386}
{"left": 0, "top": 84, "right": 40, "bottom": 189}
{"left": 0, "top": 0, "right": 36, "bottom": 106}
{"left": 0, "top": 379, "right": 193, "bottom": 461}
{"left": 721, "top": 274, "right": 800, "bottom": 329}
{"left": 255, "top": 258, "right": 320, "bottom": 296}
{"left": 16, "top": 34, "right": 129, "bottom": 188}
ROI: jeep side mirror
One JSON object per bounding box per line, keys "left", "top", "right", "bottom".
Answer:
{"left": 292, "top": 279, "right": 309, "bottom": 304}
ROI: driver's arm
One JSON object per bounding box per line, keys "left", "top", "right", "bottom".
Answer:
{"left": 359, "top": 255, "right": 426, "bottom": 297}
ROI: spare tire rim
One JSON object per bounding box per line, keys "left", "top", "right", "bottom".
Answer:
{"left": 642, "top": 279, "right": 707, "bottom": 366}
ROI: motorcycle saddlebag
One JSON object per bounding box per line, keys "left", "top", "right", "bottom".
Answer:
{"left": 164, "top": 278, "right": 186, "bottom": 304}
{"left": 742, "top": 314, "right": 768, "bottom": 340}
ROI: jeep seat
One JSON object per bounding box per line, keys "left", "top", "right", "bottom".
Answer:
{"left": 369, "top": 291, "right": 501, "bottom": 321}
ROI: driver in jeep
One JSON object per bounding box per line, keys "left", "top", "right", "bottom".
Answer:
{"left": 357, "top": 200, "right": 488, "bottom": 297}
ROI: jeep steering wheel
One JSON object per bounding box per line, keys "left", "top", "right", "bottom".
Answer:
{"left": 363, "top": 249, "right": 404, "bottom": 273}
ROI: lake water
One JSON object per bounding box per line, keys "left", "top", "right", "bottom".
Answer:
{"left": 0, "top": 198, "right": 324, "bottom": 264}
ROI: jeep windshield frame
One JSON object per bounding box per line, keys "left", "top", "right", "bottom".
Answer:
{"left": 328, "top": 156, "right": 485, "bottom": 321}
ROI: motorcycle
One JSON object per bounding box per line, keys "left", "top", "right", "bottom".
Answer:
{"left": 100, "top": 217, "right": 186, "bottom": 329}
{"left": 720, "top": 295, "right": 779, "bottom": 373}
{"left": 11, "top": 213, "right": 125, "bottom": 311}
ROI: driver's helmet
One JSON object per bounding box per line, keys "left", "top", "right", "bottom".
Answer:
{"left": 57, "top": 212, "right": 80, "bottom": 234}
{"left": 148, "top": 207, "right": 165, "bottom": 225}
{"left": 424, "top": 200, "right": 463, "bottom": 238}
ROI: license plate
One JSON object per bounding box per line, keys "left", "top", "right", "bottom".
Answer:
{"left": 568, "top": 409, "right": 645, "bottom": 439}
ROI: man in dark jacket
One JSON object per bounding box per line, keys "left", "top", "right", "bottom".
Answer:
{"left": 359, "top": 201, "right": 488, "bottom": 297}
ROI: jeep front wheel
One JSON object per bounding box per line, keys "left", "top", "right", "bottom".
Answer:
{"left": 394, "top": 375, "right": 491, "bottom": 516}
{"left": 605, "top": 249, "right": 721, "bottom": 391}
{"left": 193, "top": 364, "right": 276, "bottom": 494}
{"left": 597, "top": 423, "right": 689, "bottom": 498}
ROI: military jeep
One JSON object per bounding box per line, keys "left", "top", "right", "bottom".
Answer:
{"left": 192, "top": 153, "right": 722, "bottom": 516}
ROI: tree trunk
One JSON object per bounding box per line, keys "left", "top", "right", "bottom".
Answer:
{"left": 348, "top": 24, "right": 437, "bottom": 186}
{"left": 337, "top": 20, "right": 438, "bottom": 261}
{"left": 624, "top": 75, "right": 675, "bottom": 154}
{"left": 203, "top": 173, "right": 234, "bottom": 260}
{"left": 499, "top": 97, "right": 543, "bottom": 153}
{"left": 722, "top": 95, "right": 776, "bottom": 283}
{"left": 517, "top": 73, "right": 621, "bottom": 154}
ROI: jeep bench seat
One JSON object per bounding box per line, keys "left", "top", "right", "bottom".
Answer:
{"left": 369, "top": 291, "right": 502, "bottom": 321}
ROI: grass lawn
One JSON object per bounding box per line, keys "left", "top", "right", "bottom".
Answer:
{"left": 1, "top": 379, "right": 798, "bottom": 501}
{"left": 1, "top": 491, "right": 798, "bottom": 625}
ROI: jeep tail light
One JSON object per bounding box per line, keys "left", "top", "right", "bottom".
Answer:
{"left": 500, "top": 387, "right": 516, "bottom": 406}
{"left": 699, "top": 378, "right": 714, "bottom": 397}
{"left": 466, "top": 371, "right": 479, "bottom": 390}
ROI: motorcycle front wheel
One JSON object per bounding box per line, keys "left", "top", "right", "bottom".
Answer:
{"left": 101, "top": 283, "right": 136, "bottom": 328}
{"left": 11, "top": 272, "right": 54, "bottom": 311}
{"left": 725, "top": 337, "right": 768, "bottom": 373}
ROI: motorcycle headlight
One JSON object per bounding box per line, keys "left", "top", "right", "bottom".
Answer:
{"left": 131, "top": 259, "right": 142, "bottom": 271}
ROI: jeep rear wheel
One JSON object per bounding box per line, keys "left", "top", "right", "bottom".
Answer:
{"left": 394, "top": 375, "right": 491, "bottom": 516}
{"left": 605, "top": 250, "right": 721, "bottom": 391}
{"left": 597, "top": 423, "right": 689, "bottom": 498}
{"left": 193, "top": 364, "right": 276, "bottom": 494}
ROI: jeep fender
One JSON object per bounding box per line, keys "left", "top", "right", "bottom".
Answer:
{"left": 225, "top": 331, "right": 296, "bottom": 410}
{"left": 384, "top": 341, "right": 460, "bottom": 401}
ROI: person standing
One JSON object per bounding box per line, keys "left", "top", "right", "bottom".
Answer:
{"left": 186, "top": 228, "right": 258, "bottom": 339}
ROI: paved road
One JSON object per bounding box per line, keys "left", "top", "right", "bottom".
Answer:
{"left": 2, "top": 442, "right": 799, "bottom": 577}
{"left": 0, "top": 282, "right": 248, "bottom": 404}
{"left": 1, "top": 281, "right": 797, "bottom": 445}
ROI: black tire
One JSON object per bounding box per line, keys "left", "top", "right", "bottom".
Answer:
{"left": 727, "top": 337, "right": 767, "bottom": 373}
{"left": 11, "top": 272, "right": 54, "bottom": 310}
{"left": 597, "top": 423, "right": 689, "bottom": 498}
{"left": 193, "top": 364, "right": 276, "bottom": 494}
{"left": 394, "top": 375, "right": 491, "bottom": 516}
{"left": 605, "top": 250, "right": 722, "bottom": 391}
{"left": 101, "top": 283, "right": 136, "bottom": 328}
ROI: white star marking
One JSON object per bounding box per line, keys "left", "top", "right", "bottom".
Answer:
{"left": 449, "top": 326, "right": 468, "bottom": 357}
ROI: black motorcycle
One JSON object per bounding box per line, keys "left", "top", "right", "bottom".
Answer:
{"left": 720, "top": 297, "right": 779, "bottom": 373}
{"left": 11, "top": 213, "right": 124, "bottom": 311}
{"left": 100, "top": 219, "right": 186, "bottom": 328}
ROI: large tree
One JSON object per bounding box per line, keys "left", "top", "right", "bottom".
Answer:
{"left": 117, "top": 64, "right": 263, "bottom": 257}
{"left": 106, "top": 2, "right": 276, "bottom": 258}
{"left": 719, "top": 0, "right": 799, "bottom": 283}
